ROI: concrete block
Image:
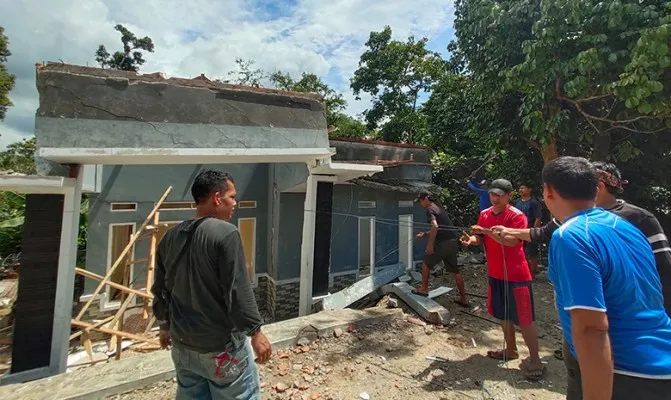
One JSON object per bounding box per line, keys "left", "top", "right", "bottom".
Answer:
{"left": 386, "top": 282, "right": 450, "bottom": 325}
{"left": 321, "top": 263, "right": 406, "bottom": 310}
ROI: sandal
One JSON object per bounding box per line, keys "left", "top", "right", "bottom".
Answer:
{"left": 411, "top": 289, "right": 429, "bottom": 297}
{"left": 486, "top": 349, "right": 519, "bottom": 361}
{"left": 520, "top": 358, "right": 546, "bottom": 381}
{"left": 453, "top": 299, "right": 471, "bottom": 308}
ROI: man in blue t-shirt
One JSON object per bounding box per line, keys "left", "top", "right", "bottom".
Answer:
{"left": 542, "top": 156, "right": 671, "bottom": 400}
{"left": 465, "top": 175, "right": 491, "bottom": 211}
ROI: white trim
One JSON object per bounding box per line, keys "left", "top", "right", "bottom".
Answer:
{"left": 110, "top": 202, "right": 138, "bottom": 212}
{"left": 299, "top": 173, "right": 319, "bottom": 316}
{"left": 310, "top": 162, "right": 383, "bottom": 183}
{"left": 653, "top": 247, "right": 671, "bottom": 254}
{"left": 0, "top": 175, "right": 76, "bottom": 194}
{"left": 357, "top": 200, "right": 376, "bottom": 209}
{"left": 101, "top": 223, "right": 137, "bottom": 311}
{"left": 614, "top": 369, "right": 671, "bottom": 380}
{"left": 358, "top": 216, "right": 376, "bottom": 276}
{"left": 398, "top": 200, "right": 414, "bottom": 208}
{"left": 157, "top": 201, "right": 195, "bottom": 211}
{"left": 564, "top": 305, "right": 607, "bottom": 312}
{"left": 399, "top": 214, "right": 413, "bottom": 271}
{"left": 648, "top": 233, "right": 668, "bottom": 244}
{"left": 238, "top": 200, "right": 257, "bottom": 209}
{"left": 237, "top": 217, "right": 257, "bottom": 280}
{"left": 38, "top": 147, "right": 335, "bottom": 165}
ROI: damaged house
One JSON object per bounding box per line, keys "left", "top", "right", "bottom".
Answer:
{"left": 0, "top": 62, "right": 438, "bottom": 383}
{"left": 82, "top": 137, "right": 438, "bottom": 322}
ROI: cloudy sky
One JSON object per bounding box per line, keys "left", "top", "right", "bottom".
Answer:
{"left": 0, "top": 0, "right": 455, "bottom": 149}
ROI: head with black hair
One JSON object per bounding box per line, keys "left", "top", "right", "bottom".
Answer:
{"left": 592, "top": 161, "right": 628, "bottom": 209}
{"left": 518, "top": 183, "right": 533, "bottom": 198}
{"left": 191, "top": 169, "right": 237, "bottom": 220}
{"left": 542, "top": 156, "right": 598, "bottom": 222}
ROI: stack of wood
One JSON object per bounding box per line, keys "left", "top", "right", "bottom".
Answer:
{"left": 70, "top": 186, "right": 174, "bottom": 362}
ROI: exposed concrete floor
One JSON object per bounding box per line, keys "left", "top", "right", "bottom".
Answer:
{"left": 0, "top": 308, "right": 402, "bottom": 400}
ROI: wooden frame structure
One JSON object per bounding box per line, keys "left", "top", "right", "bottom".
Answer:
{"left": 70, "top": 186, "right": 173, "bottom": 361}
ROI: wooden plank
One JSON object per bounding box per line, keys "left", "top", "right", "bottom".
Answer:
{"left": 386, "top": 282, "right": 450, "bottom": 325}
{"left": 71, "top": 320, "right": 160, "bottom": 346}
{"left": 70, "top": 316, "right": 114, "bottom": 341}
{"left": 128, "top": 257, "right": 149, "bottom": 265}
{"left": 144, "top": 212, "right": 159, "bottom": 319}
{"left": 75, "top": 268, "right": 151, "bottom": 300}
{"left": 75, "top": 186, "right": 172, "bottom": 320}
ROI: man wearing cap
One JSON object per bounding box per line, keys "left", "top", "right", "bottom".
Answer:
{"left": 414, "top": 191, "right": 468, "bottom": 307}
{"left": 460, "top": 179, "right": 544, "bottom": 380}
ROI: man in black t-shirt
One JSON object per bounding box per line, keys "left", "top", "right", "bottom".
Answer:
{"left": 515, "top": 184, "right": 543, "bottom": 277}
{"left": 413, "top": 191, "right": 468, "bottom": 306}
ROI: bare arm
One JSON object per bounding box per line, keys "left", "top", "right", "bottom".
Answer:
{"left": 427, "top": 218, "right": 438, "bottom": 251}
{"left": 570, "top": 309, "right": 612, "bottom": 400}
{"left": 491, "top": 225, "right": 532, "bottom": 243}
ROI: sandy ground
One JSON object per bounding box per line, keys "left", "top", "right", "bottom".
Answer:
{"left": 110, "top": 263, "right": 567, "bottom": 400}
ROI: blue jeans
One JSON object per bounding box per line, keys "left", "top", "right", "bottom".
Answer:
{"left": 171, "top": 337, "right": 261, "bottom": 400}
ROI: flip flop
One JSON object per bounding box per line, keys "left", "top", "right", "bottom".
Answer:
{"left": 411, "top": 289, "right": 429, "bottom": 297}
{"left": 520, "top": 358, "right": 547, "bottom": 381}
{"left": 453, "top": 299, "right": 471, "bottom": 308}
{"left": 486, "top": 349, "right": 519, "bottom": 361}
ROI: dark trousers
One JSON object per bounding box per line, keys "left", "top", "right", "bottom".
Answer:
{"left": 563, "top": 340, "right": 671, "bottom": 399}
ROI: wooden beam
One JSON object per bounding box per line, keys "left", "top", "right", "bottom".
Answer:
{"left": 71, "top": 320, "right": 160, "bottom": 346}
{"left": 144, "top": 212, "right": 160, "bottom": 319}
{"left": 69, "top": 316, "right": 114, "bottom": 341}
{"left": 74, "top": 186, "right": 172, "bottom": 320}
{"left": 75, "top": 268, "right": 151, "bottom": 300}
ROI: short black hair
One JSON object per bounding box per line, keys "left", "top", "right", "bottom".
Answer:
{"left": 542, "top": 156, "right": 598, "bottom": 201}
{"left": 191, "top": 170, "right": 234, "bottom": 205}
{"left": 592, "top": 161, "right": 626, "bottom": 194}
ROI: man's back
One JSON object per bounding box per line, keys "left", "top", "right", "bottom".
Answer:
{"left": 155, "top": 217, "right": 262, "bottom": 352}
{"left": 549, "top": 208, "right": 671, "bottom": 377}
{"left": 425, "top": 203, "right": 456, "bottom": 243}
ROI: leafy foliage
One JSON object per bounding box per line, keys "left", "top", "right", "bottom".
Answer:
{"left": 0, "top": 137, "right": 36, "bottom": 174}
{"left": 350, "top": 26, "right": 446, "bottom": 143}
{"left": 0, "top": 26, "right": 16, "bottom": 121}
{"left": 225, "top": 58, "right": 266, "bottom": 86}
{"left": 95, "top": 25, "right": 155, "bottom": 72}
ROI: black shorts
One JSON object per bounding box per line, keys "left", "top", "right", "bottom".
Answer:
{"left": 423, "top": 239, "right": 460, "bottom": 274}
{"left": 487, "top": 277, "right": 535, "bottom": 326}
{"left": 523, "top": 242, "right": 539, "bottom": 259}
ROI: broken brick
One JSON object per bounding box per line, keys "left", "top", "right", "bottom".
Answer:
{"left": 407, "top": 317, "right": 427, "bottom": 327}
{"left": 312, "top": 393, "right": 321, "bottom": 400}
{"left": 301, "top": 346, "right": 310, "bottom": 353}
{"left": 299, "top": 383, "right": 311, "bottom": 391}
{"left": 333, "top": 328, "right": 343, "bottom": 338}
{"left": 273, "top": 383, "right": 288, "bottom": 393}
{"left": 348, "top": 323, "right": 357, "bottom": 333}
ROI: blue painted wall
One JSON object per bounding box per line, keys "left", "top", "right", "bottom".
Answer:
{"left": 85, "top": 163, "right": 270, "bottom": 295}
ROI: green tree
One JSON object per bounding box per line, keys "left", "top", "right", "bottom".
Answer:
{"left": 0, "top": 26, "right": 16, "bottom": 121}
{"left": 269, "top": 71, "right": 347, "bottom": 124}
{"left": 350, "top": 26, "right": 446, "bottom": 144}
{"left": 0, "top": 137, "right": 36, "bottom": 174}
{"left": 225, "top": 58, "right": 266, "bottom": 86}
{"left": 95, "top": 25, "right": 155, "bottom": 72}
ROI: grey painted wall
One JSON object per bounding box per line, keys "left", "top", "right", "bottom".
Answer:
{"left": 84, "top": 163, "right": 269, "bottom": 295}
{"left": 381, "top": 164, "right": 433, "bottom": 182}
{"left": 275, "top": 184, "right": 427, "bottom": 281}
{"left": 330, "top": 140, "right": 431, "bottom": 164}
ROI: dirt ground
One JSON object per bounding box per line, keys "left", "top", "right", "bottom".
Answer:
{"left": 110, "top": 263, "right": 567, "bottom": 400}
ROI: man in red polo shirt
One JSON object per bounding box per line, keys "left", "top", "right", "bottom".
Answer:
{"left": 460, "top": 178, "right": 544, "bottom": 380}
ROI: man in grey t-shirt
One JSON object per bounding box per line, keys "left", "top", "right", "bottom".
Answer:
{"left": 152, "top": 170, "right": 272, "bottom": 400}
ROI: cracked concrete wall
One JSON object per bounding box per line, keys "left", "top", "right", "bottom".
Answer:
{"left": 330, "top": 140, "right": 431, "bottom": 164}
{"left": 84, "top": 163, "right": 269, "bottom": 296}
{"left": 34, "top": 65, "right": 329, "bottom": 151}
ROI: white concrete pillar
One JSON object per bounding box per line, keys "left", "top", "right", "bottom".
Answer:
{"left": 298, "top": 173, "right": 318, "bottom": 316}
{"left": 51, "top": 168, "right": 83, "bottom": 373}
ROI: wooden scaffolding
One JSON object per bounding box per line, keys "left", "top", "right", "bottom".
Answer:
{"left": 70, "top": 186, "right": 174, "bottom": 361}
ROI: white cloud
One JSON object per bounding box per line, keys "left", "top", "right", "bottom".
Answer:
{"left": 0, "top": 0, "right": 455, "bottom": 148}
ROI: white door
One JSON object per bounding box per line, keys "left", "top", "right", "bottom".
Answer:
{"left": 399, "top": 214, "right": 413, "bottom": 270}
{"left": 358, "top": 217, "right": 375, "bottom": 276}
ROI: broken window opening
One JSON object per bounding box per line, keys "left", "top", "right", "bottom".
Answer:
{"left": 110, "top": 203, "right": 137, "bottom": 211}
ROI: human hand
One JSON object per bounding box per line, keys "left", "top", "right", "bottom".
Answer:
{"left": 159, "top": 329, "right": 172, "bottom": 350}
{"left": 460, "top": 232, "right": 474, "bottom": 246}
{"left": 490, "top": 225, "right": 508, "bottom": 236}
{"left": 251, "top": 330, "right": 272, "bottom": 364}
{"left": 470, "top": 225, "right": 488, "bottom": 235}
{"left": 416, "top": 231, "right": 425, "bottom": 239}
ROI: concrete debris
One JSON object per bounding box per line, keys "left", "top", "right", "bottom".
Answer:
{"left": 360, "top": 391, "right": 371, "bottom": 400}
{"left": 321, "top": 264, "right": 405, "bottom": 311}
{"left": 383, "top": 282, "right": 450, "bottom": 325}
{"left": 297, "top": 337, "right": 311, "bottom": 346}
{"left": 427, "top": 286, "right": 453, "bottom": 299}
{"left": 333, "top": 328, "right": 343, "bottom": 338}
{"left": 398, "top": 275, "right": 411, "bottom": 283}
{"left": 387, "top": 298, "right": 399, "bottom": 308}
